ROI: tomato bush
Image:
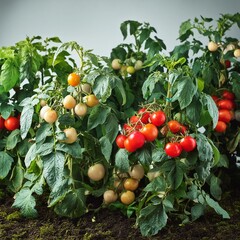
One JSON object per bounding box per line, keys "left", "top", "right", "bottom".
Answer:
{"left": 0, "top": 13, "right": 239, "bottom": 238}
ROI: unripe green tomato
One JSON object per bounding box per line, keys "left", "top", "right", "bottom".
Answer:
{"left": 134, "top": 60, "right": 143, "bottom": 71}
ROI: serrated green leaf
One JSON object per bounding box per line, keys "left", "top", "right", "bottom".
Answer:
{"left": 138, "top": 204, "right": 168, "bottom": 237}
{"left": 36, "top": 142, "right": 54, "bottom": 156}
{"left": 143, "top": 176, "right": 166, "bottom": 192}
{"left": 0, "top": 58, "right": 19, "bottom": 91}
{"left": 104, "top": 113, "right": 119, "bottom": 143}
{"left": 0, "top": 103, "right": 14, "bottom": 119}
{"left": 56, "top": 142, "right": 82, "bottom": 158}
{"left": 54, "top": 188, "right": 86, "bottom": 218}
{"left": 205, "top": 194, "right": 230, "bottom": 219}
{"left": 12, "top": 188, "right": 38, "bottom": 218}
{"left": 36, "top": 123, "right": 52, "bottom": 143}
{"left": 9, "top": 163, "right": 25, "bottom": 193}
{"left": 42, "top": 151, "right": 65, "bottom": 189}
{"left": 202, "top": 94, "right": 218, "bottom": 128}
{"left": 20, "top": 104, "right": 34, "bottom": 139}
{"left": 87, "top": 105, "right": 111, "bottom": 130}
{"left": 25, "top": 143, "right": 37, "bottom": 168}
{"left": 191, "top": 203, "right": 205, "bottom": 221}
{"left": 210, "top": 174, "right": 222, "bottom": 201}
{"left": 99, "top": 136, "right": 112, "bottom": 162}
{"left": 0, "top": 151, "right": 14, "bottom": 179}
{"left": 115, "top": 149, "right": 129, "bottom": 172}
{"left": 6, "top": 129, "right": 21, "bottom": 150}
{"left": 196, "top": 133, "right": 213, "bottom": 162}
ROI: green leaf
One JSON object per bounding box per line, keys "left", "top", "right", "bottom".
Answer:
{"left": 138, "top": 204, "right": 168, "bottom": 237}
{"left": 172, "top": 76, "right": 197, "bottom": 109}
{"left": 191, "top": 203, "right": 205, "bottom": 221}
{"left": 42, "top": 151, "right": 65, "bottom": 189}
{"left": 186, "top": 96, "right": 202, "bottom": 125}
{"left": 167, "top": 160, "right": 186, "bottom": 190}
{"left": 92, "top": 75, "right": 112, "bottom": 102}
{"left": 210, "top": 174, "right": 222, "bottom": 201}
{"left": 36, "top": 123, "right": 52, "bottom": 143}
{"left": 0, "top": 103, "right": 14, "bottom": 119}
{"left": 99, "top": 136, "right": 112, "bottom": 162}
{"left": 196, "top": 133, "right": 213, "bottom": 162}
{"left": 136, "top": 148, "right": 152, "bottom": 166}
{"left": 12, "top": 188, "right": 38, "bottom": 218}
{"left": 9, "top": 163, "right": 25, "bottom": 193}
{"left": 110, "top": 75, "right": 126, "bottom": 105}
{"left": 0, "top": 58, "right": 19, "bottom": 91}
{"left": 6, "top": 129, "right": 21, "bottom": 150}
{"left": 0, "top": 151, "right": 14, "bottom": 179}
{"left": 115, "top": 149, "right": 129, "bottom": 172}
{"left": 36, "top": 142, "right": 54, "bottom": 156}
{"left": 202, "top": 94, "right": 218, "bottom": 128}
{"left": 143, "top": 176, "right": 166, "bottom": 192}
{"left": 54, "top": 188, "right": 87, "bottom": 218}
{"left": 178, "top": 19, "right": 193, "bottom": 41}
{"left": 104, "top": 113, "right": 119, "bottom": 143}
{"left": 56, "top": 142, "right": 82, "bottom": 158}
{"left": 87, "top": 105, "right": 111, "bottom": 130}
{"left": 25, "top": 143, "right": 37, "bottom": 168}
{"left": 20, "top": 104, "right": 34, "bottom": 139}
{"left": 58, "top": 113, "right": 75, "bottom": 126}
{"left": 205, "top": 194, "right": 230, "bottom": 219}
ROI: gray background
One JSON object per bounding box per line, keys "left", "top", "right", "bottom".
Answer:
{"left": 0, "top": 0, "right": 239, "bottom": 56}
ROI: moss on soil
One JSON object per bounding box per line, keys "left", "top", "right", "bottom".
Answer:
{"left": 0, "top": 189, "right": 239, "bottom": 239}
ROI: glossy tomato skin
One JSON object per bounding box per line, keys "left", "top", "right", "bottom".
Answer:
{"left": 116, "top": 134, "right": 127, "bottom": 148}
{"left": 140, "top": 123, "right": 158, "bottom": 142}
{"left": 167, "top": 120, "right": 181, "bottom": 133}
{"left": 164, "top": 142, "right": 182, "bottom": 158}
{"left": 217, "top": 99, "right": 235, "bottom": 110}
{"left": 150, "top": 111, "right": 166, "bottom": 127}
{"left": 4, "top": 116, "right": 20, "bottom": 131}
{"left": 224, "top": 60, "right": 231, "bottom": 69}
{"left": 222, "top": 90, "right": 235, "bottom": 100}
{"left": 214, "top": 121, "right": 227, "bottom": 133}
{"left": 138, "top": 108, "right": 150, "bottom": 124}
{"left": 180, "top": 136, "right": 197, "bottom": 152}
{"left": 124, "top": 131, "right": 145, "bottom": 152}
{"left": 0, "top": 116, "right": 5, "bottom": 129}
{"left": 218, "top": 109, "right": 232, "bottom": 123}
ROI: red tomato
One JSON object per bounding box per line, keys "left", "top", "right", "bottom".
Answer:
{"left": 150, "top": 111, "right": 166, "bottom": 127}
{"left": 179, "top": 124, "right": 187, "bottom": 134}
{"left": 214, "top": 121, "right": 227, "bottom": 133}
{"left": 129, "top": 115, "right": 142, "bottom": 130}
{"left": 124, "top": 138, "right": 137, "bottom": 152}
{"left": 0, "top": 116, "right": 5, "bottom": 129}
{"left": 123, "top": 123, "right": 132, "bottom": 134}
{"left": 138, "top": 108, "right": 150, "bottom": 124}
{"left": 130, "top": 115, "right": 139, "bottom": 124}
{"left": 116, "top": 134, "right": 127, "bottom": 148}
{"left": 218, "top": 109, "right": 232, "bottom": 123}
{"left": 222, "top": 90, "right": 235, "bottom": 100}
{"left": 224, "top": 60, "right": 231, "bottom": 68}
{"left": 217, "top": 99, "right": 235, "bottom": 110}
{"left": 124, "top": 131, "right": 145, "bottom": 152}
{"left": 164, "top": 142, "right": 182, "bottom": 158}
{"left": 180, "top": 136, "right": 197, "bottom": 152}
{"left": 140, "top": 123, "right": 158, "bottom": 142}
{"left": 4, "top": 116, "right": 20, "bottom": 131}
{"left": 167, "top": 120, "right": 181, "bottom": 133}
{"left": 211, "top": 95, "right": 219, "bottom": 103}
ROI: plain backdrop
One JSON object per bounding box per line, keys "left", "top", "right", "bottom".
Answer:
{"left": 0, "top": 0, "right": 240, "bottom": 56}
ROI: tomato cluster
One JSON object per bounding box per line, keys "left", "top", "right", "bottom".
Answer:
{"left": 164, "top": 120, "right": 197, "bottom": 158}
{"left": 212, "top": 90, "right": 235, "bottom": 133}
{"left": 116, "top": 108, "right": 166, "bottom": 152}
{"left": 0, "top": 115, "right": 20, "bottom": 131}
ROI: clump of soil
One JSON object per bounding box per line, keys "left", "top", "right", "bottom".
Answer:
{"left": 0, "top": 188, "right": 239, "bottom": 240}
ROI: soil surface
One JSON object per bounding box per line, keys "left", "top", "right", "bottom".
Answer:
{"left": 0, "top": 188, "right": 240, "bottom": 240}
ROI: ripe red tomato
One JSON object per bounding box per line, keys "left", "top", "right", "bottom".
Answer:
{"left": 218, "top": 109, "right": 232, "bottom": 123}
{"left": 211, "top": 95, "right": 219, "bottom": 103}
{"left": 179, "top": 124, "right": 187, "bottom": 134}
{"left": 140, "top": 123, "right": 158, "bottom": 142}
{"left": 116, "top": 134, "right": 127, "bottom": 148}
{"left": 138, "top": 108, "right": 150, "bottom": 124}
{"left": 4, "top": 116, "right": 20, "bottom": 131}
{"left": 167, "top": 120, "right": 181, "bottom": 133}
{"left": 0, "top": 116, "right": 5, "bottom": 129}
{"left": 150, "top": 111, "right": 166, "bottom": 127}
{"left": 123, "top": 123, "right": 132, "bottom": 134}
{"left": 164, "top": 142, "right": 182, "bottom": 158}
{"left": 180, "top": 136, "right": 197, "bottom": 152}
{"left": 224, "top": 60, "right": 231, "bottom": 68}
{"left": 222, "top": 90, "right": 235, "bottom": 100}
{"left": 129, "top": 115, "right": 142, "bottom": 130}
{"left": 217, "top": 99, "right": 235, "bottom": 110}
{"left": 124, "top": 131, "right": 145, "bottom": 152}
{"left": 214, "top": 121, "right": 227, "bottom": 133}
{"left": 130, "top": 115, "right": 139, "bottom": 124}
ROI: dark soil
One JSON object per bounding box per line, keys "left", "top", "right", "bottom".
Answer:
{"left": 0, "top": 189, "right": 240, "bottom": 240}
